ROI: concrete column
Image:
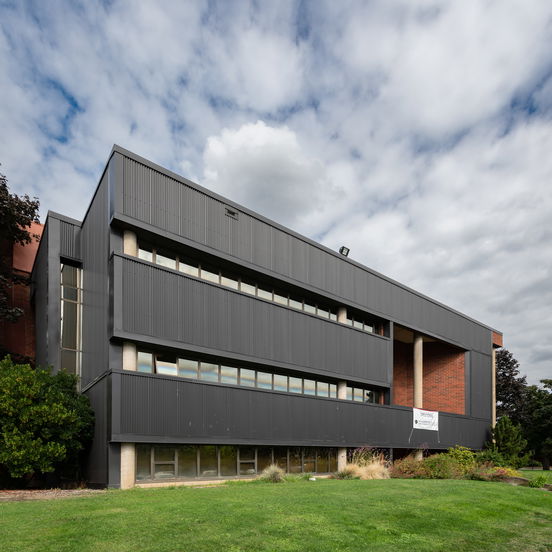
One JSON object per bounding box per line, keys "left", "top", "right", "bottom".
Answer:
{"left": 123, "top": 229, "right": 138, "bottom": 257}
{"left": 491, "top": 348, "right": 497, "bottom": 428}
{"left": 338, "top": 448, "right": 347, "bottom": 471}
{"left": 123, "top": 342, "right": 137, "bottom": 371}
{"left": 414, "top": 449, "right": 423, "bottom": 461}
{"left": 337, "top": 306, "right": 347, "bottom": 324}
{"left": 120, "top": 443, "right": 136, "bottom": 490}
{"left": 413, "top": 334, "right": 423, "bottom": 409}
{"left": 337, "top": 381, "right": 347, "bottom": 400}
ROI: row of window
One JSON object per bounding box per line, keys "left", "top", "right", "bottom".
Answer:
{"left": 136, "top": 444, "right": 339, "bottom": 481}
{"left": 137, "top": 351, "right": 384, "bottom": 404}
{"left": 60, "top": 264, "right": 82, "bottom": 378}
{"left": 137, "top": 244, "right": 384, "bottom": 334}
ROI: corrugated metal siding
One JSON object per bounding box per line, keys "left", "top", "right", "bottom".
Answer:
{"left": 114, "top": 372, "right": 490, "bottom": 450}
{"left": 119, "top": 156, "right": 492, "bottom": 354}
{"left": 116, "top": 256, "right": 391, "bottom": 384}
{"left": 84, "top": 376, "right": 109, "bottom": 486}
{"left": 470, "top": 351, "right": 492, "bottom": 420}
{"left": 80, "top": 172, "right": 110, "bottom": 387}
{"left": 33, "top": 224, "right": 49, "bottom": 368}
{"left": 59, "top": 220, "right": 81, "bottom": 260}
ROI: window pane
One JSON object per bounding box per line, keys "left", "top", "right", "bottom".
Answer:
{"left": 62, "top": 287, "right": 78, "bottom": 301}
{"left": 289, "top": 377, "right": 302, "bottom": 394}
{"left": 200, "top": 267, "right": 220, "bottom": 284}
{"left": 177, "top": 446, "right": 197, "bottom": 478}
{"left": 240, "top": 280, "right": 256, "bottom": 295}
{"left": 154, "top": 464, "right": 175, "bottom": 479}
{"left": 317, "top": 382, "right": 329, "bottom": 398}
{"left": 257, "top": 371, "right": 272, "bottom": 390}
{"left": 316, "top": 449, "right": 329, "bottom": 473}
{"left": 199, "top": 446, "right": 218, "bottom": 477}
{"left": 220, "top": 446, "right": 237, "bottom": 476}
{"left": 289, "top": 447, "right": 302, "bottom": 473}
{"left": 273, "top": 374, "right": 288, "bottom": 392}
{"left": 138, "top": 247, "right": 153, "bottom": 262}
{"left": 156, "top": 251, "right": 176, "bottom": 270}
{"left": 136, "top": 445, "right": 151, "bottom": 481}
{"left": 137, "top": 352, "right": 153, "bottom": 373}
{"left": 257, "top": 287, "right": 272, "bottom": 301}
{"left": 61, "top": 264, "right": 79, "bottom": 287}
{"left": 240, "top": 368, "right": 255, "bottom": 387}
{"left": 303, "top": 449, "right": 315, "bottom": 473}
{"left": 354, "top": 388, "right": 364, "bottom": 402}
{"left": 199, "top": 362, "right": 219, "bottom": 382}
{"left": 60, "top": 350, "right": 77, "bottom": 374}
{"left": 61, "top": 301, "right": 78, "bottom": 349}
{"left": 317, "top": 307, "right": 329, "bottom": 319}
{"left": 303, "top": 303, "right": 316, "bottom": 315}
{"left": 178, "top": 358, "right": 198, "bottom": 379}
{"left": 273, "top": 292, "right": 288, "bottom": 305}
{"left": 345, "top": 317, "right": 353, "bottom": 326}
{"left": 257, "top": 447, "right": 273, "bottom": 472}
{"left": 329, "top": 384, "right": 337, "bottom": 398}
{"left": 220, "top": 365, "right": 238, "bottom": 385}
{"left": 156, "top": 354, "right": 177, "bottom": 376}
{"left": 329, "top": 311, "right": 337, "bottom": 322}
{"left": 221, "top": 275, "right": 239, "bottom": 290}
{"left": 178, "top": 260, "right": 199, "bottom": 277}
{"left": 154, "top": 446, "right": 175, "bottom": 463}
{"left": 364, "top": 390, "right": 378, "bottom": 404}
{"left": 346, "top": 386, "right": 353, "bottom": 401}
{"left": 239, "top": 446, "right": 255, "bottom": 461}
{"left": 303, "top": 379, "right": 316, "bottom": 396}
{"left": 353, "top": 319, "right": 363, "bottom": 330}
{"left": 364, "top": 324, "right": 373, "bottom": 333}
{"left": 239, "top": 462, "right": 256, "bottom": 476}
{"left": 289, "top": 297, "right": 303, "bottom": 310}
{"left": 274, "top": 447, "right": 288, "bottom": 471}
{"left": 329, "top": 449, "right": 338, "bottom": 472}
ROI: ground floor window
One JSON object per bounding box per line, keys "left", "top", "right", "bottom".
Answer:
{"left": 135, "top": 444, "right": 338, "bottom": 482}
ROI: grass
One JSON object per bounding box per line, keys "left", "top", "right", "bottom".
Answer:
{"left": 0, "top": 479, "right": 550, "bottom": 552}
{"left": 520, "top": 469, "right": 552, "bottom": 483}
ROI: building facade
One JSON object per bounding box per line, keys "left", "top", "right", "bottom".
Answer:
{"left": 32, "top": 145, "right": 502, "bottom": 488}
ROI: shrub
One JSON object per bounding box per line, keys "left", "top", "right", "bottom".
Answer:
{"left": 475, "top": 449, "right": 508, "bottom": 467}
{"left": 446, "top": 446, "right": 476, "bottom": 474}
{"left": 0, "top": 356, "right": 94, "bottom": 480}
{"left": 390, "top": 455, "right": 426, "bottom": 479}
{"left": 359, "top": 457, "right": 390, "bottom": 480}
{"left": 528, "top": 475, "right": 547, "bottom": 488}
{"left": 422, "top": 454, "right": 464, "bottom": 479}
{"left": 467, "top": 464, "right": 522, "bottom": 481}
{"left": 334, "top": 464, "right": 361, "bottom": 479}
{"left": 258, "top": 464, "right": 285, "bottom": 483}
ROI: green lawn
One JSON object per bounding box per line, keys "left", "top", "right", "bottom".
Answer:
{"left": 0, "top": 479, "right": 550, "bottom": 552}
{"left": 520, "top": 469, "right": 552, "bottom": 483}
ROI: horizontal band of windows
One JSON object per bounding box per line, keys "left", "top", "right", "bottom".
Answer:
{"left": 136, "top": 351, "right": 384, "bottom": 404}
{"left": 137, "top": 243, "right": 385, "bottom": 334}
{"left": 136, "top": 444, "right": 339, "bottom": 481}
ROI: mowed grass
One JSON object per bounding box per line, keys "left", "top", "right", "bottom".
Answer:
{"left": 520, "top": 469, "right": 552, "bottom": 483}
{"left": 0, "top": 479, "right": 550, "bottom": 552}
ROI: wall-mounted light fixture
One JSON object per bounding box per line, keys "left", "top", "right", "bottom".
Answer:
{"left": 339, "top": 246, "right": 350, "bottom": 257}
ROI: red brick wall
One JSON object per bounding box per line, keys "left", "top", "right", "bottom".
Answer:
{"left": 393, "top": 340, "right": 465, "bottom": 415}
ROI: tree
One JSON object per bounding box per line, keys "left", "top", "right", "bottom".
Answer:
{"left": 495, "top": 348, "right": 527, "bottom": 423}
{"left": 0, "top": 356, "right": 94, "bottom": 480}
{"left": 522, "top": 380, "right": 552, "bottom": 470}
{"left": 487, "top": 415, "right": 529, "bottom": 468}
{"left": 0, "top": 168, "right": 40, "bottom": 323}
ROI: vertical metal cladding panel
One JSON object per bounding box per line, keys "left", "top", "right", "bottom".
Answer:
{"left": 252, "top": 218, "right": 272, "bottom": 269}
{"left": 205, "top": 197, "right": 227, "bottom": 252}
{"left": 32, "top": 224, "right": 49, "bottom": 368}
{"left": 271, "top": 230, "right": 291, "bottom": 278}
{"left": 116, "top": 374, "right": 489, "bottom": 449}
{"left": 59, "top": 220, "right": 81, "bottom": 260}
{"left": 470, "top": 351, "right": 492, "bottom": 420}
{"left": 227, "top": 209, "right": 253, "bottom": 261}
{"left": 84, "top": 376, "right": 109, "bottom": 487}
{"left": 80, "top": 174, "right": 110, "bottom": 387}
{"left": 123, "top": 157, "right": 152, "bottom": 224}
{"left": 119, "top": 258, "right": 390, "bottom": 383}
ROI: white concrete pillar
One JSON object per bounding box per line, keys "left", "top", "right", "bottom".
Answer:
{"left": 123, "top": 229, "right": 138, "bottom": 257}
{"left": 338, "top": 448, "right": 347, "bottom": 471}
{"left": 414, "top": 449, "right": 423, "bottom": 461}
{"left": 491, "top": 348, "right": 497, "bottom": 428}
{"left": 413, "top": 334, "right": 423, "bottom": 409}
{"left": 337, "top": 306, "right": 348, "bottom": 324}
{"left": 120, "top": 443, "right": 136, "bottom": 490}
{"left": 337, "top": 381, "right": 347, "bottom": 400}
{"left": 123, "top": 342, "right": 137, "bottom": 371}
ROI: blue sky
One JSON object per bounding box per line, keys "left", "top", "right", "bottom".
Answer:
{"left": 1, "top": 0, "right": 551, "bottom": 383}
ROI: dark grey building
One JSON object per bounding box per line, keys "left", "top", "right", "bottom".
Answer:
{"left": 32, "top": 145, "right": 502, "bottom": 488}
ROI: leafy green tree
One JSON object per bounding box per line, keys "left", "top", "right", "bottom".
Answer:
{"left": 522, "top": 380, "right": 552, "bottom": 470}
{"left": 495, "top": 349, "right": 527, "bottom": 423}
{"left": 487, "top": 415, "right": 529, "bottom": 468}
{"left": 0, "top": 356, "right": 94, "bottom": 480}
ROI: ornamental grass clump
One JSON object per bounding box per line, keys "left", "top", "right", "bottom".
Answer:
{"left": 258, "top": 464, "right": 285, "bottom": 483}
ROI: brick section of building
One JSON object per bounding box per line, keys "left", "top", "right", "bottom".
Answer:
{"left": 393, "top": 340, "right": 465, "bottom": 415}
{"left": 492, "top": 331, "right": 503, "bottom": 348}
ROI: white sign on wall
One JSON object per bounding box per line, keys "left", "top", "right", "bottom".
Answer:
{"left": 413, "top": 408, "right": 439, "bottom": 431}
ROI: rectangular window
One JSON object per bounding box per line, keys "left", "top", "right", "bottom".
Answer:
{"left": 316, "top": 449, "right": 329, "bottom": 473}
{"left": 178, "top": 260, "right": 199, "bottom": 277}
{"left": 136, "top": 445, "right": 151, "bottom": 481}
{"left": 364, "top": 323, "right": 373, "bottom": 333}
{"left": 257, "top": 447, "right": 273, "bottom": 472}
{"left": 316, "top": 382, "right": 329, "bottom": 398}
{"left": 273, "top": 291, "right": 288, "bottom": 305}
{"left": 240, "top": 368, "right": 255, "bottom": 387}
{"left": 177, "top": 446, "right": 197, "bottom": 478}
{"left": 329, "top": 311, "right": 337, "bottom": 322}
{"left": 257, "top": 371, "right": 272, "bottom": 390}
{"left": 199, "top": 446, "right": 218, "bottom": 477}
{"left": 353, "top": 319, "right": 363, "bottom": 330}
{"left": 256, "top": 287, "right": 273, "bottom": 301}
{"left": 153, "top": 446, "right": 176, "bottom": 479}
{"left": 239, "top": 446, "right": 256, "bottom": 476}
{"left": 346, "top": 386, "right": 353, "bottom": 401}
{"left": 220, "top": 365, "right": 238, "bottom": 385}
{"left": 353, "top": 388, "right": 364, "bottom": 402}
{"left": 199, "top": 362, "right": 219, "bottom": 382}
{"left": 60, "top": 264, "right": 82, "bottom": 379}
{"left": 178, "top": 358, "right": 198, "bottom": 379}
{"left": 303, "top": 379, "right": 316, "bottom": 396}
{"left": 289, "top": 447, "right": 302, "bottom": 473}
{"left": 240, "top": 280, "right": 256, "bottom": 295}
{"left": 200, "top": 266, "right": 220, "bottom": 284}
{"left": 316, "top": 307, "right": 329, "bottom": 319}
{"left": 289, "top": 377, "right": 302, "bottom": 394}
{"left": 274, "top": 447, "right": 288, "bottom": 472}
{"left": 156, "top": 354, "right": 177, "bottom": 376}
{"left": 219, "top": 446, "right": 238, "bottom": 476}
{"left": 329, "top": 384, "right": 337, "bottom": 398}
{"left": 273, "top": 374, "right": 288, "bottom": 392}
{"left": 329, "top": 449, "right": 338, "bottom": 472}
{"left": 303, "top": 303, "right": 316, "bottom": 315}
{"left": 137, "top": 352, "right": 154, "bottom": 373}
{"left": 289, "top": 297, "right": 303, "bottom": 310}
{"left": 61, "top": 301, "right": 78, "bottom": 349}
{"left": 221, "top": 274, "right": 239, "bottom": 290}
{"left": 156, "top": 251, "right": 177, "bottom": 270}
{"left": 138, "top": 246, "right": 153, "bottom": 262}
{"left": 303, "top": 449, "right": 316, "bottom": 473}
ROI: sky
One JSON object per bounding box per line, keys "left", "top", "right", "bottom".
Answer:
{"left": 1, "top": 0, "right": 551, "bottom": 384}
